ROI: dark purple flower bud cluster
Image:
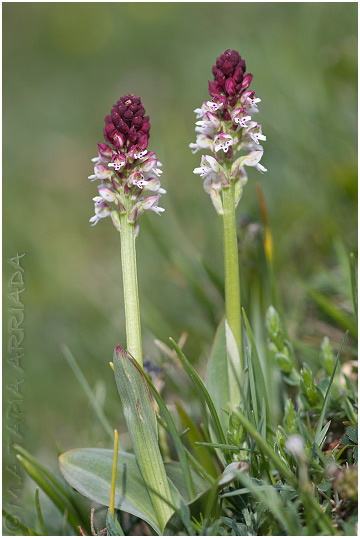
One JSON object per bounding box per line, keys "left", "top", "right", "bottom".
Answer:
{"left": 104, "top": 94, "right": 151, "bottom": 151}
{"left": 89, "top": 95, "right": 165, "bottom": 231}
{"left": 209, "top": 49, "right": 253, "bottom": 109}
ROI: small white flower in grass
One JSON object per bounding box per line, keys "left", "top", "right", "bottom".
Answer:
{"left": 286, "top": 435, "right": 305, "bottom": 458}
{"left": 219, "top": 461, "right": 250, "bottom": 487}
{"left": 214, "top": 133, "right": 233, "bottom": 153}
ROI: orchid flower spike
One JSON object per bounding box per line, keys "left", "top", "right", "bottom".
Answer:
{"left": 190, "top": 49, "right": 267, "bottom": 213}
{"left": 89, "top": 94, "right": 165, "bottom": 231}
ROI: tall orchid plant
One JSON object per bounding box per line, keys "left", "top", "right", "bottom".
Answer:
{"left": 191, "top": 49, "right": 266, "bottom": 366}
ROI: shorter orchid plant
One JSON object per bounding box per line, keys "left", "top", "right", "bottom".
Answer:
{"left": 11, "top": 51, "right": 357, "bottom": 538}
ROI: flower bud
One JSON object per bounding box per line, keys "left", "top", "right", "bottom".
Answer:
{"left": 219, "top": 461, "right": 250, "bottom": 487}
{"left": 98, "top": 143, "right": 113, "bottom": 161}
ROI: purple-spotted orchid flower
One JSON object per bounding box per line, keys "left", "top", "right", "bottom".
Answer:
{"left": 89, "top": 94, "right": 165, "bottom": 231}
{"left": 190, "top": 50, "right": 266, "bottom": 214}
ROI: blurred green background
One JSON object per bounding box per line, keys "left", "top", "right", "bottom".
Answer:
{"left": 3, "top": 1, "right": 357, "bottom": 528}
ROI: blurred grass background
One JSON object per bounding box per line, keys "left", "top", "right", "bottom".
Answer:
{"left": 3, "top": 1, "right": 357, "bottom": 524}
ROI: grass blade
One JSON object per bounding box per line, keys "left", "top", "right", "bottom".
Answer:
{"left": 2, "top": 509, "right": 39, "bottom": 536}
{"left": 242, "top": 309, "right": 270, "bottom": 421}
{"left": 175, "top": 401, "right": 217, "bottom": 477}
{"left": 195, "top": 442, "right": 251, "bottom": 451}
{"left": 245, "top": 347, "right": 259, "bottom": 428}
{"left": 61, "top": 344, "right": 114, "bottom": 442}
{"left": 300, "top": 283, "right": 357, "bottom": 338}
{"left": 14, "top": 444, "right": 88, "bottom": 526}
{"left": 315, "top": 331, "right": 348, "bottom": 445}
{"left": 17, "top": 454, "right": 81, "bottom": 532}
{"left": 169, "top": 338, "right": 227, "bottom": 448}
{"left": 232, "top": 408, "right": 297, "bottom": 488}
{"left": 206, "top": 318, "right": 231, "bottom": 435}
{"left": 350, "top": 253, "right": 357, "bottom": 321}
{"left": 35, "top": 488, "right": 48, "bottom": 535}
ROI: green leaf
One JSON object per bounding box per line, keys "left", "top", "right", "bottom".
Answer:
{"left": 113, "top": 347, "right": 174, "bottom": 532}
{"left": 169, "top": 338, "right": 227, "bottom": 449}
{"left": 316, "top": 420, "right": 331, "bottom": 448}
{"left": 225, "top": 474, "right": 299, "bottom": 536}
{"left": 61, "top": 344, "right": 115, "bottom": 442}
{"left": 35, "top": 488, "right": 48, "bottom": 535}
{"left": 106, "top": 509, "right": 124, "bottom": 536}
{"left": 59, "top": 448, "right": 161, "bottom": 534}
{"left": 233, "top": 408, "right": 297, "bottom": 488}
{"left": 242, "top": 309, "right": 270, "bottom": 421}
{"left": 175, "top": 401, "right": 217, "bottom": 478}
{"left": 246, "top": 347, "right": 259, "bottom": 428}
{"left": 2, "top": 509, "right": 39, "bottom": 536}
{"left": 195, "top": 442, "right": 251, "bottom": 451}
{"left": 206, "top": 318, "right": 230, "bottom": 435}
{"left": 135, "top": 361, "right": 196, "bottom": 501}
{"left": 59, "top": 448, "right": 204, "bottom": 535}
{"left": 301, "top": 282, "right": 357, "bottom": 338}
{"left": 17, "top": 454, "right": 81, "bottom": 532}
{"left": 200, "top": 257, "right": 225, "bottom": 298}
{"left": 349, "top": 253, "right": 357, "bottom": 321}
{"left": 345, "top": 425, "right": 358, "bottom": 445}
{"left": 163, "top": 488, "right": 212, "bottom": 536}
{"left": 315, "top": 331, "right": 348, "bottom": 445}
{"left": 14, "top": 444, "right": 78, "bottom": 508}
{"left": 164, "top": 462, "right": 208, "bottom": 503}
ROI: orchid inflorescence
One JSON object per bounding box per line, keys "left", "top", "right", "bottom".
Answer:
{"left": 190, "top": 49, "right": 267, "bottom": 214}
{"left": 89, "top": 94, "right": 165, "bottom": 232}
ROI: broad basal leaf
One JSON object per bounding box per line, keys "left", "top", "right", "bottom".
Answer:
{"left": 59, "top": 448, "right": 161, "bottom": 534}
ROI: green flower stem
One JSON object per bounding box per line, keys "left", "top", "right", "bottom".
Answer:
{"left": 119, "top": 208, "right": 142, "bottom": 367}
{"left": 221, "top": 181, "right": 242, "bottom": 367}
